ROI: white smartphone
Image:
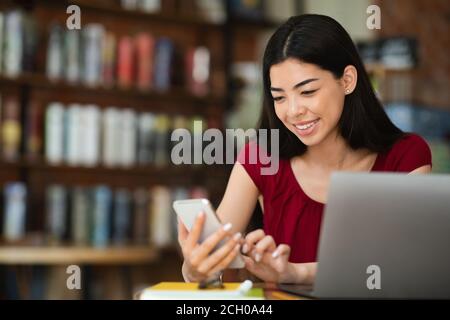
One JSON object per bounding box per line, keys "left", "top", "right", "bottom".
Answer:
{"left": 173, "top": 198, "right": 245, "bottom": 269}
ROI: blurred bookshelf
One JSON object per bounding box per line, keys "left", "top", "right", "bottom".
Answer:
{"left": 0, "top": 0, "right": 279, "bottom": 299}
{"left": 0, "top": 245, "right": 159, "bottom": 265}
{"left": 359, "top": 37, "right": 450, "bottom": 174}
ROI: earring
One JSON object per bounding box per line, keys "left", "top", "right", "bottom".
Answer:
{"left": 345, "top": 89, "right": 350, "bottom": 94}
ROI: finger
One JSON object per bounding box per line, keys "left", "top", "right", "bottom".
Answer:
{"left": 190, "top": 222, "right": 233, "bottom": 265}
{"left": 271, "top": 244, "right": 291, "bottom": 273}
{"left": 197, "top": 232, "right": 242, "bottom": 274}
{"left": 242, "top": 255, "right": 256, "bottom": 272}
{"left": 271, "top": 244, "right": 291, "bottom": 259}
{"left": 253, "top": 235, "right": 277, "bottom": 262}
{"left": 243, "top": 255, "right": 267, "bottom": 281}
{"left": 185, "top": 212, "right": 205, "bottom": 252}
{"left": 207, "top": 243, "right": 241, "bottom": 277}
{"left": 242, "top": 229, "right": 265, "bottom": 255}
{"left": 177, "top": 218, "right": 188, "bottom": 244}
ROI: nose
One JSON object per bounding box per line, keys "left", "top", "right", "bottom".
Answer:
{"left": 287, "top": 96, "right": 306, "bottom": 118}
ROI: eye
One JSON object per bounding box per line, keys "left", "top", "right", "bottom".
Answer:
{"left": 272, "top": 96, "right": 285, "bottom": 103}
{"left": 301, "top": 89, "right": 317, "bottom": 96}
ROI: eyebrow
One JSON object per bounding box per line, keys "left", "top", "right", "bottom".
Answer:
{"left": 270, "top": 78, "right": 319, "bottom": 92}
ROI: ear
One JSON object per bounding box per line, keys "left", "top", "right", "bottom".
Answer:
{"left": 342, "top": 65, "right": 357, "bottom": 95}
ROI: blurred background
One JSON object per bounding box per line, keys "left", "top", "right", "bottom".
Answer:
{"left": 0, "top": 0, "right": 448, "bottom": 299}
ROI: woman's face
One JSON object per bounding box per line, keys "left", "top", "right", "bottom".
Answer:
{"left": 269, "top": 58, "right": 347, "bottom": 147}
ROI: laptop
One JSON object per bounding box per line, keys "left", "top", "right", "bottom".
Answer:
{"left": 279, "top": 172, "right": 450, "bottom": 299}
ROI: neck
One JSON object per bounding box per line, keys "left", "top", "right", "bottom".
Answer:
{"left": 303, "top": 130, "right": 354, "bottom": 171}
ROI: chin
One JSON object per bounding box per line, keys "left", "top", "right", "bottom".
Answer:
{"left": 297, "top": 134, "right": 324, "bottom": 147}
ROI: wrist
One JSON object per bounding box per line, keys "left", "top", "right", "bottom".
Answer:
{"left": 280, "top": 262, "right": 308, "bottom": 284}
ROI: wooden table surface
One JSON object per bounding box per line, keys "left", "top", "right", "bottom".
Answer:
{"left": 134, "top": 282, "right": 310, "bottom": 300}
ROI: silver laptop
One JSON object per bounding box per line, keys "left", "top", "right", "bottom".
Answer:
{"left": 279, "top": 172, "right": 450, "bottom": 299}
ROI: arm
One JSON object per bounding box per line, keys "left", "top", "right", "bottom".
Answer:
{"left": 409, "top": 165, "right": 432, "bottom": 174}
{"left": 215, "top": 162, "right": 260, "bottom": 234}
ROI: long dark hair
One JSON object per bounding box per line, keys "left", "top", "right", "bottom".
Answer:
{"left": 259, "top": 14, "right": 404, "bottom": 159}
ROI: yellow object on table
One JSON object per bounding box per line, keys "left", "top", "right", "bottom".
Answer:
{"left": 139, "top": 281, "right": 265, "bottom": 300}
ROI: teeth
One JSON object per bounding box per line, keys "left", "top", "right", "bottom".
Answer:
{"left": 295, "top": 119, "right": 318, "bottom": 130}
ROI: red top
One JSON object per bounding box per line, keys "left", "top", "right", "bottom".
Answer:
{"left": 237, "top": 134, "right": 432, "bottom": 263}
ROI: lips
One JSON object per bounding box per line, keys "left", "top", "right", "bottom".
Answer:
{"left": 294, "top": 118, "right": 320, "bottom": 130}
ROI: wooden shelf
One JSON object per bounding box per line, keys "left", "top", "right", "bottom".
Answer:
{"left": 65, "top": 0, "right": 223, "bottom": 30}
{"left": 0, "top": 159, "right": 230, "bottom": 176}
{"left": 0, "top": 245, "right": 159, "bottom": 265}
{"left": 0, "top": 74, "right": 225, "bottom": 107}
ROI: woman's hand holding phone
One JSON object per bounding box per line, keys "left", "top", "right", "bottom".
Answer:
{"left": 178, "top": 212, "right": 243, "bottom": 282}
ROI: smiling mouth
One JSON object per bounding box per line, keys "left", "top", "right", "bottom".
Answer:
{"left": 294, "top": 119, "right": 320, "bottom": 130}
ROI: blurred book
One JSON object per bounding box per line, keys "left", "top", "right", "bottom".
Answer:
{"left": 153, "top": 114, "right": 170, "bottom": 167}
{"left": 83, "top": 24, "right": 105, "bottom": 87}
{"left": 25, "top": 100, "right": 43, "bottom": 161}
{"left": 102, "top": 107, "right": 122, "bottom": 167}
{"left": 149, "top": 186, "right": 172, "bottom": 246}
{"left": 137, "top": 112, "right": 156, "bottom": 165}
{"left": 3, "top": 182, "right": 27, "bottom": 241}
{"left": 195, "top": 0, "right": 225, "bottom": 24}
{"left": 117, "top": 36, "right": 134, "bottom": 89}
{"left": 132, "top": 188, "right": 149, "bottom": 245}
{"left": 186, "top": 46, "right": 210, "bottom": 96}
{"left": 1, "top": 95, "right": 21, "bottom": 161}
{"left": 91, "top": 186, "right": 112, "bottom": 247}
{"left": 379, "top": 37, "right": 417, "bottom": 70}
{"left": 357, "top": 40, "right": 380, "bottom": 66}
{"left": 46, "top": 23, "right": 64, "bottom": 81}
{"left": 71, "top": 186, "right": 90, "bottom": 246}
{"left": 65, "top": 29, "right": 81, "bottom": 83}
{"left": 80, "top": 105, "right": 101, "bottom": 167}
{"left": 112, "top": 189, "right": 131, "bottom": 245}
{"left": 21, "top": 12, "right": 38, "bottom": 73}
{"left": 229, "top": 0, "right": 264, "bottom": 21}
{"left": 45, "top": 102, "right": 65, "bottom": 165}
{"left": 118, "top": 109, "right": 137, "bottom": 167}
{"left": 4, "top": 10, "right": 23, "bottom": 77}
{"left": 65, "top": 103, "right": 83, "bottom": 166}
{"left": 135, "top": 33, "right": 155, "bottom": 91}
{"left": 0, "top": 12, "right": 3, "bottom": 74}
{"left": 102, "top": 31, "right": 116, "bottom": 87}
{"left": 45, "top": 185, "right": 67, "bottom": 244}
{"left": 153, "top": 38, "right": 174, "bottom": 92}
{"left": 139, "top": 0, "right": 161, "bottom": 13}
{"left": 121, "top": 0, "right": 139, "bottom": 11}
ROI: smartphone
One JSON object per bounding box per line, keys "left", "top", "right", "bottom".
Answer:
{"left": 173, "top": 198, "right": 245, "bottom": 269}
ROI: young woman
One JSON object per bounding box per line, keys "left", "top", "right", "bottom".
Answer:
{"left": 178, "top": 14, "right": 432, "bottom": 284}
